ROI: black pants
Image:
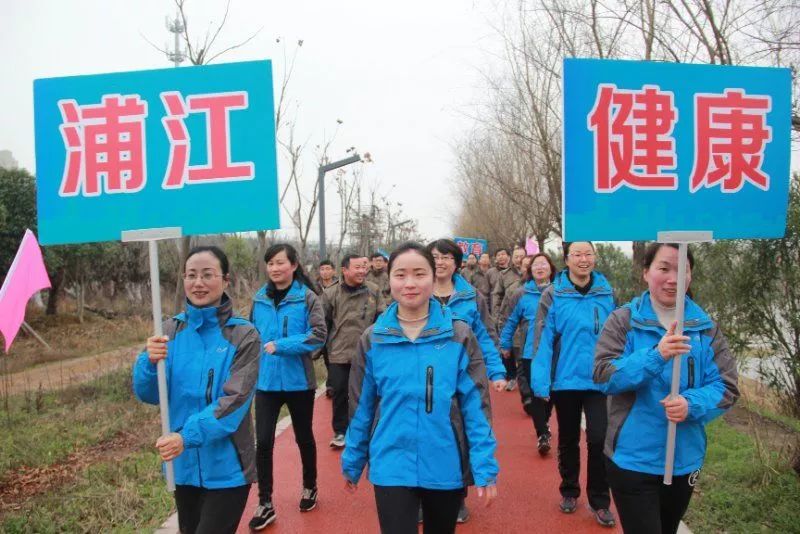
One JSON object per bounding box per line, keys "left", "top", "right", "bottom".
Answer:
{"left": 255, "top": 389, "right": 317, "bottom": 503}
{"left": 551, "top": 389, "right": 610, "bottom": 509}
{"left": 515, "top": 348, "right": 533, "bottom": 403}
{"left": 174, "top": 484, "right": 250, "bottom": 534}
{"left": 329, "top": 362, "right": 351, "bottom": 434}
{"left": 502, "top": 351, "right": 517, "bottom": 380}
{"left": 523, "top": 359, "right": 552, "bottom": 437}
{"left": 374, "top": 485, "right": 463, "bottom": 534}
{"left": 606, "top": 459, "right": 696, "bottom": 534}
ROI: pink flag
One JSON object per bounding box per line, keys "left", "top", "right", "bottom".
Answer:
{"left": 0, "top": 229, "right": 51, "bottom": 353}
{"left": 525, "top": 237, "right": 540, "bottom": 256}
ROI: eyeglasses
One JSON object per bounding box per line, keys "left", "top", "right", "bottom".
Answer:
{"left": 432, "top": 254, "right": 455, "bottom": 262}
{"left": 532, "top": 262, "right": 550, "bottom": 269}
{"left": 183, "top": 272, "right": 223, "bottom": 283}
{"left": 568, "top": 253, "right": 595, "bottom": 260}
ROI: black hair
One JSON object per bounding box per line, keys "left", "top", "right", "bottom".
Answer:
{"left": 185, "top": 245, "right": 229, "bottom": 277}
{"left": 370, "top": 252, "right": 386, "bottom": 260}
{"left": 341, "top": 253, "right": 366, "bottom": 269}
{"left": 643, "top": 243, "right": 695, "bottom": 271}
{"left": 495, "top": 248, "right": 511, "bottom": 257}
{"left": 563, "top": 241, "right": 595, "bottom": 257}
{"left": 425, "top": 239, "right": 463, "bottom": 269}
{"left": 525, "top": 252, "right": 557, "bottom": 283}
{"left": 388, "top": 242, "right": 436, "bottom": 275}
{"left": 264, "top": 243, "right": 317, "bottom": 292}
{"left": 319, "top": 259, "right": 334, "bottom": 268}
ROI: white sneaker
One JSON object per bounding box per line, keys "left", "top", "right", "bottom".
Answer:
{"left": 330, "top": 433, "right": 345, "bottom": 448}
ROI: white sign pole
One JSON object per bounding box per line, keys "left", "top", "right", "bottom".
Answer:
{"left": 657, "top": 231, "right": 712, "bottom": 485}
{"left": 123, "top": 227, "right": 182, "bottom": 492}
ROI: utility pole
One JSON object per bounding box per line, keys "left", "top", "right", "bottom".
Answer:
{"left": 166, "top": 11, "right": 186, "bottom": 67}
{"left": 318, "top": 153, "right": 361, "bottom": 259}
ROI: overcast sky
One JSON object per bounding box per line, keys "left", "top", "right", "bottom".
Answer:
{"left": 1, "top": 0, "right": 505, "bottom": 242}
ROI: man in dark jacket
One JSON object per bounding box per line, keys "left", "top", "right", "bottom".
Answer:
{"left": 365, "top": 252, "right": 390, "bottom": 304}
{"left": 322, "top": 254, "right": 385, "bottom": 448}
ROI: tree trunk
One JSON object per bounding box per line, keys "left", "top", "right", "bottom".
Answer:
{"left": 46, "top": 267, "right": 65, "bottom": 315}
{"left": 173, "top": 236, "right": 191, "bottom": 313}
{"left": 631, "top": 241, "right": 647, "bottom": 293}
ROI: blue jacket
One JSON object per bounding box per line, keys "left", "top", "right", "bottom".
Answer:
{"left": 531, "top": 270, "right": 615, "bottom": 396}
{"left": 594, "top": 292, "right": 740, "bottom": 475}
{"left": 342, "top": 300, "right": 499, "bottom": 490}
{"left": 251, "top": 280, "right": 327, "bottom": 392}
{"left": 133, "top": 295, "right": 261, "bottom": 489}
{"left": 444, "top": 274, "right": 506, "bottom": 381}
{"left": 499, "top": 280, "right": 549, "bottom": 359}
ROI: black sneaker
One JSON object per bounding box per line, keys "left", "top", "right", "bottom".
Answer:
{"left": 560, "top": 497, "right": 577, "bottom": 514}
{"left": 456, "top": 502, "right": 470, "bottom": 523}
{"left": 299, "top": 487, "right": 318, "bottom": 512}
{"left": 249, "top": 502, "right": 276, "bottom": 530}
{"left": 325, "top": 386, "right": 334, "bottom": 398}
{"left": 418, "top": 504, "right": 423, "bottom": 523}
{"left": 591, "top": 507, "right": 616, "bottom": 527}
{"left": 537, "top": 433, "right": 551, "bottom": 456}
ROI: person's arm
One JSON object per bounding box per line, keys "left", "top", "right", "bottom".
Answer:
{"left": 491, "top": 274, "right": 505, "bottom": 319}
{"left": 469, "top": 308, "right": 506, "bottom": 382}
{"left": 342, "top": 331, "right": 378, "bottom": 483}
{"left": 322, "top": 287, "right": 334, "bottom": 343}
{"left": 531, "top": 288, "right": 556, "bottom": 398}
{"left": 133, "top": 319, "right": 177, "bottom": 404}
{"left": 179, "top": 327, "right": 261, "bottom": 448}
{"left": 456, "top": 326, "right": 499, "bottom": 487}
{"left": 682, "top": 325, "right": 739, "bottom": 423}
{"left": 499, "top": 291, "right": 523, "bottom": 351}
{"left": 273, "top": 291, "right": 328, "bottom": 357}
{"left": 594, "top": 308, "right": 666, "bottom": 394}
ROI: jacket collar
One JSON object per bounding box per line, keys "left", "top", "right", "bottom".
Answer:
{"left": 181, "top": 293, "right": 234, "bottom": 330}
{"left": 524, "top": 279, "right": 548, "bottom": 295}
{"left": 627, "top": 291, "right": 712, "bottom": 332}
{"left": 253, "top": 280, "right": 306, "bottom": 306}
{"left": 447, "top": 273, "right": 476, "bottom": 304}
{"left": 553, "top": 269, "right": 612, "bottom": 298}
{"left": 372, "top": 299, "right": 454, "bottom": 344}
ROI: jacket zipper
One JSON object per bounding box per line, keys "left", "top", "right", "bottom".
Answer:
{"left": 361, "top": 301, "right": 368, "bottom": 320}
{"left": 593, "top": 307, "right": 600, "bottom": 334}
{"left": 425, "top": 366, "right": 434, "bottom": 414}
{"left": 282, "top": 316, "right": 289, "bottom": 337}
{"left": 205, "top": 369, "right": 214, "bottom": 405}
{"left": 687, "top": 356, "right": 695, "bottom": 389}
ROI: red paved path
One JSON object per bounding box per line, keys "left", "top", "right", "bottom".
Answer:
{"left": 238, "top": 388, "right": 620, "bottom": 533}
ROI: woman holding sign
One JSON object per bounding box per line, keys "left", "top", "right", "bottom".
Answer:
{"left": 342, "top": 242, "right": 499, "bottom": 534}
{"left": 531, "top": 241, "right": 616, "bottom": 527}
{"left": 133, "top": 246, "right": 261, "bottom": 534}
{"left": 248, "top": 243, "right": 327, "bottom": 530}
{"left": 594, "top": 243, "right": 739, "bottom": 534}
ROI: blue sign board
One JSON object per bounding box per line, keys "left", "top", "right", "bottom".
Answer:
{"left": 563, "top": 58, "right": 791, "bottom": 241}
{"left": 454, "top": 237, "right": 488, "bottom": 257}
{"left": 34, "top": 60, "right": 279, "bottom": 245}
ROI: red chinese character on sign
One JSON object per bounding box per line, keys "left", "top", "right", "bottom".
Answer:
{"left": 588, "top": 84, "right": 678, "bottom": 193}
{"left": 58, "top": 95, "right": 148, "bottom": 197}
{"left": 470, "top": 242, "right": 483, "bottom": 256}
{"left": 456, "top": 241, "right": 469, "bottom": 255}
{"left": 161, "top": 91, "right": 254, "bottom": 189}
{"left": 690, "top": 90, "right": 772, "bottom": 193}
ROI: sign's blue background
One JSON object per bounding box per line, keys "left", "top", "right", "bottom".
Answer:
{"left": 34, "top": 60, "right": 279, "bottom": 245}
{"left": 563, "top": 58, "right": 791, "bottom": 241}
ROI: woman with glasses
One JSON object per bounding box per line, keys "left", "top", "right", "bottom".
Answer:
{"left": 133, "top": 246, "right": 261, "bottom": 534}
{"left": 594, "top": 243, "right": 738, "bottom": 534}
{"left": 531, "top": 241, "right": 617, "bottom": 528}
{"left": 499, "top": 252, "right": 557, "bottom": 455}
{"left": 342, "top": 242, "right": 499, "bottom": 534}
{"left": 247, "top": 244, "right": 327, "bottom": 530}
{"left": 425, "top": 238, "right": 506, "bottom": 523}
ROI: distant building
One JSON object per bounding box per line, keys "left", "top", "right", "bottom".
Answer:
{"left": 0, "top": 150, "right": 18, "bottom": 170}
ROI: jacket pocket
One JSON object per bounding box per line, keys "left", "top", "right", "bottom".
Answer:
{"left": 205, "top": 369, "right": 214, "bottom": 405}
{"left": 594, "top": 307, "right": 600, "bottom": 335}
{"left": 426, "top": 366, "right": 434, "bottom": 414}
{"left": 687, "top": 356, "right": 695, "bottom": 389}
{"left": 361, "top": 301, "right": 368, "bottom": 320}
{"left": 282, "top": 316, "right": 289, "bottom": 337}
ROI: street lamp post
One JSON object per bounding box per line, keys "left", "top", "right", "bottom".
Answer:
{"left": 318, "top": 153, "right": 361, "bottom": 259}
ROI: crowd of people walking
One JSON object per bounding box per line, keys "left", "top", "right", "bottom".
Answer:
{"left": 133, "top": 237, "right": 739, "bottom": 534}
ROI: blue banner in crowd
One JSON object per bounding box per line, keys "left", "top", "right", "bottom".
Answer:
{"left": 34, "top": 60, "right": 279, "bottom": 245}
{"left": 562, "top": 58, "right": 791, "bottom": 241}
{"left": 454, "top": 237, "right": 488, "bottom": 257}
